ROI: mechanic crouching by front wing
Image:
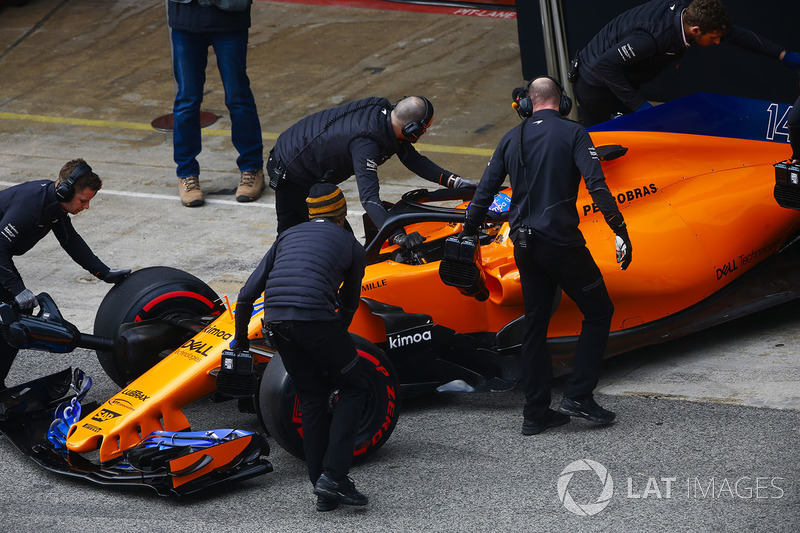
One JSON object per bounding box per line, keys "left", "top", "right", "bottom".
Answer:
{"left": 231, "top": 184, "right": 370, "bottom": 512}
{"left": 459, "top": 78, "right": 632, "bottom": 436}
{"left": 0, "top": 159, "right": 130, "bottom": 390}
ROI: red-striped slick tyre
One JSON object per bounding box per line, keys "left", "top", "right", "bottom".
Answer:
{"left": 258, "top": 334, "right": 400, "bottom": 461}
{"left": 93, "top": 266, "right": 224, "bottom": 388}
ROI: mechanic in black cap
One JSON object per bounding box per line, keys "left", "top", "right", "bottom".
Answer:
{"left": 231, "top": 183, "right": 369, "bottom": 512}
{"left": 460, "top": 77, "right": 632, "bottom": 435}
{"left": 0, "top": 159, "right": 130, "bottom": 390}
{"left": 570, "top": 0, "right": 800, "bottom": 126}
{"left": 266, "top": 95, "right": 476, "bottom": 246}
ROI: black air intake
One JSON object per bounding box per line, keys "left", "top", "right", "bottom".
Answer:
{"left": 775, "top": 162, "right": 800, "bottom": 210}
{"left": 438, "top": 236, "right": 489, "bottom": 301}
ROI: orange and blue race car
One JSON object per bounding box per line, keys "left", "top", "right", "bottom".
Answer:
{"left": 0, "top": 92, "right": 798, "bottom": 496}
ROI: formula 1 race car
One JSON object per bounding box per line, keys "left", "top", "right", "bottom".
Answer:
{"left": 1, "top": 92, "right": 798, "bottom": 497}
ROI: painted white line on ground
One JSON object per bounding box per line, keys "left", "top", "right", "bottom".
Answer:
{"left": 0, "top": 181, "right": 366, "bottom": 215}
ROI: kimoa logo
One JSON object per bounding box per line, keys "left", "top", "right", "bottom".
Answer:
{"left": 388, "top": 330, "right": 432, "bottom": 349}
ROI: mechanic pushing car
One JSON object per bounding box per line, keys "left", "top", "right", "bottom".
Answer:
{"left": 789, "top": 93, "right": 800, "bottom": 164}
{"left": 570, "top": 0, "right": 800, "bottom": 126}
{"left": 460, "top": 77, "right": 632, "bottom": 435}
{"left": 231, "top": 183, "right": 370, "bottom": 512}
{"left": 266, "top": 95, "right": 476, "bottom": 244}
{"left": 0, "top": 159, "right": 130, "bottom": 390}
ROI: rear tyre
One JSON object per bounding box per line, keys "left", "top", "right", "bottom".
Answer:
{"left": 93, "top": 266, "right": 224, "bottom": 387}
{"left": 258, "top": 334, "right": 400, "bottom": 461}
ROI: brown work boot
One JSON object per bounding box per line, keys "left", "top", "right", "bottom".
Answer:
{"left": 236, "top": 169, "right": 265, "bottom": 203}
{"left": 179, "top": 176, "right": 204, "bottom": 207}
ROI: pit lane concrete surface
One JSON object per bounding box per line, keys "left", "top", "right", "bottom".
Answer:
{"left": 0, "top": 1, "right": 798, "bottom": 531}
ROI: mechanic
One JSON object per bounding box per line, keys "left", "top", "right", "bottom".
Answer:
{"left": 459, "top": 78, "right": 632, "bottom": 435}
{"left": 266, "top": 95, "right": 476, "bottom": 245}
{"left": 570, "top": 0, "right": 800, "bottom": 126}
{"left": 789, "top": 93, "right": 800, "bottom": 164}
{"left": 168, "top": 0, "right": 265, "bottom": 207}
{"left": 230, "top": 183, "right": 369, "bottom": 512}
{"left": 0, "top": 159, "right": 130, "bottom": 390}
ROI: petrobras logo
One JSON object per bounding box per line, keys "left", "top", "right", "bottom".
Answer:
{"left": 387, "top": 327, "right": 433, "bottom": 350}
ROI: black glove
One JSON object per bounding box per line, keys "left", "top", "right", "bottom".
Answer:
{"left": 615, "top": 231, "right": 632, "bottom": 270}
{"left": 101, "top": 269, "right": 131, "bottom": 284}
{"left": 443, "top": 174, "right": 478, "bottom": 189}
{"left": 393, "top": 231, "right": 425, "bottom": 249}
{"left": 229, "top": 337, "right": 249, "bottom": 353}
{"left": 457, "top": 228, "right": 477, "bottom": 241}
{"left": 14, "top": 288, "right": 38, "bottom": 312}
{"left": 605, "top": 213, "right": 631, "bottom": 270}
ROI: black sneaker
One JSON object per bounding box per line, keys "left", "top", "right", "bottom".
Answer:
{"left": 521, "top": 409, "right": 571, "bottom": 435}
{"left": 314, "top": 473, "right": 368, "bottom": 506}
{"left": 316, "top": 495, "right": 338, "bottom": 512}
{"left": 558, "top": 397, "right": 616, "bottom": 424}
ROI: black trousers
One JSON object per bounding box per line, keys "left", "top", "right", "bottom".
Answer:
{"left": 274, "top": 179, "right": 311, "bottom": 234}
{"left": 0, "top": 292, "right": 18, "bottom": 388}
{"left": 0, "top": 340, "right": 18, "bottom": 389}
{"left": 271, "top": 320, "right": 368, "bottom": 484}
{"left": 572, "top": 75, "right": 632, "bottom": 128}
{"left": 513, "top": 237, "right": 614, "bottom": 421}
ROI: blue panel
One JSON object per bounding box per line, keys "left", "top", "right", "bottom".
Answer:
{"left": 588, "top": 92, "right": 794, "bottom": 145}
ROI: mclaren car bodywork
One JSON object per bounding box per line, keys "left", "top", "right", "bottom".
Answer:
{"left": 0, "top": 92, "right": 796, "bottom": 496}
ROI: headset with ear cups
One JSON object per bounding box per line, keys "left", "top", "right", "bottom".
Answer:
{"left": 399, "top": 96, "right": 434, "bottom": 142}
{"left": 55, "top": 161, "right": 92, "bottom": 203}
{"left": 512, "top": 76, "right": 572, "bottom": 118}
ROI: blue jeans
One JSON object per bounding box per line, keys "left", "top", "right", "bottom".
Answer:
{"left": 171, "top": 28, "right": 263, "bottom": 178}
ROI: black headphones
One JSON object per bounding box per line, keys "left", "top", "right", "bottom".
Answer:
{"left": 56, "top": 161, "right": 92, "bottom": 202}
{"left": 399, "top": 96, "right": 434, "bottom": 142}
{"left": 512, "top": 76, "right": 572, "bottom": 118}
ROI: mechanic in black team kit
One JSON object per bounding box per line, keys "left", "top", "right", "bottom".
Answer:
{"left": 571, "top": 0, "right": 800, "bottom": 126}
{"left": 460, "top": 78, "right": 632, "bottom": 435}
{"left": 0, "top": 159, "right": 130, "bottom": 390}
{"left": 231, "top": 184, "right": 369, "bottom": 512}
{"left": 267, "top": 95, "right": 476, "bottom": 244}
{"left": 789, "top": 93, "right": 800, "bottom": 164}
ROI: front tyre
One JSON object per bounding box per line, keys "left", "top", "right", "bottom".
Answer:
{"left": 258, "top": 334, "right": 400, "bottom": 461}
{"left": 93, "top": 266, "right": 224, "bottom": 387}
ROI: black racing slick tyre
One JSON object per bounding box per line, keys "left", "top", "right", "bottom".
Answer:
{"left": 93, "top": 266, "right": 224, "bottom": 388}
{"left": 258, "top": 334, "right": 400, "bottom": 461}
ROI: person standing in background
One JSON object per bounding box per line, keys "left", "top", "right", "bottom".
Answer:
{"left": 167, "top": 0, "right": 264, "bottom": 207}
